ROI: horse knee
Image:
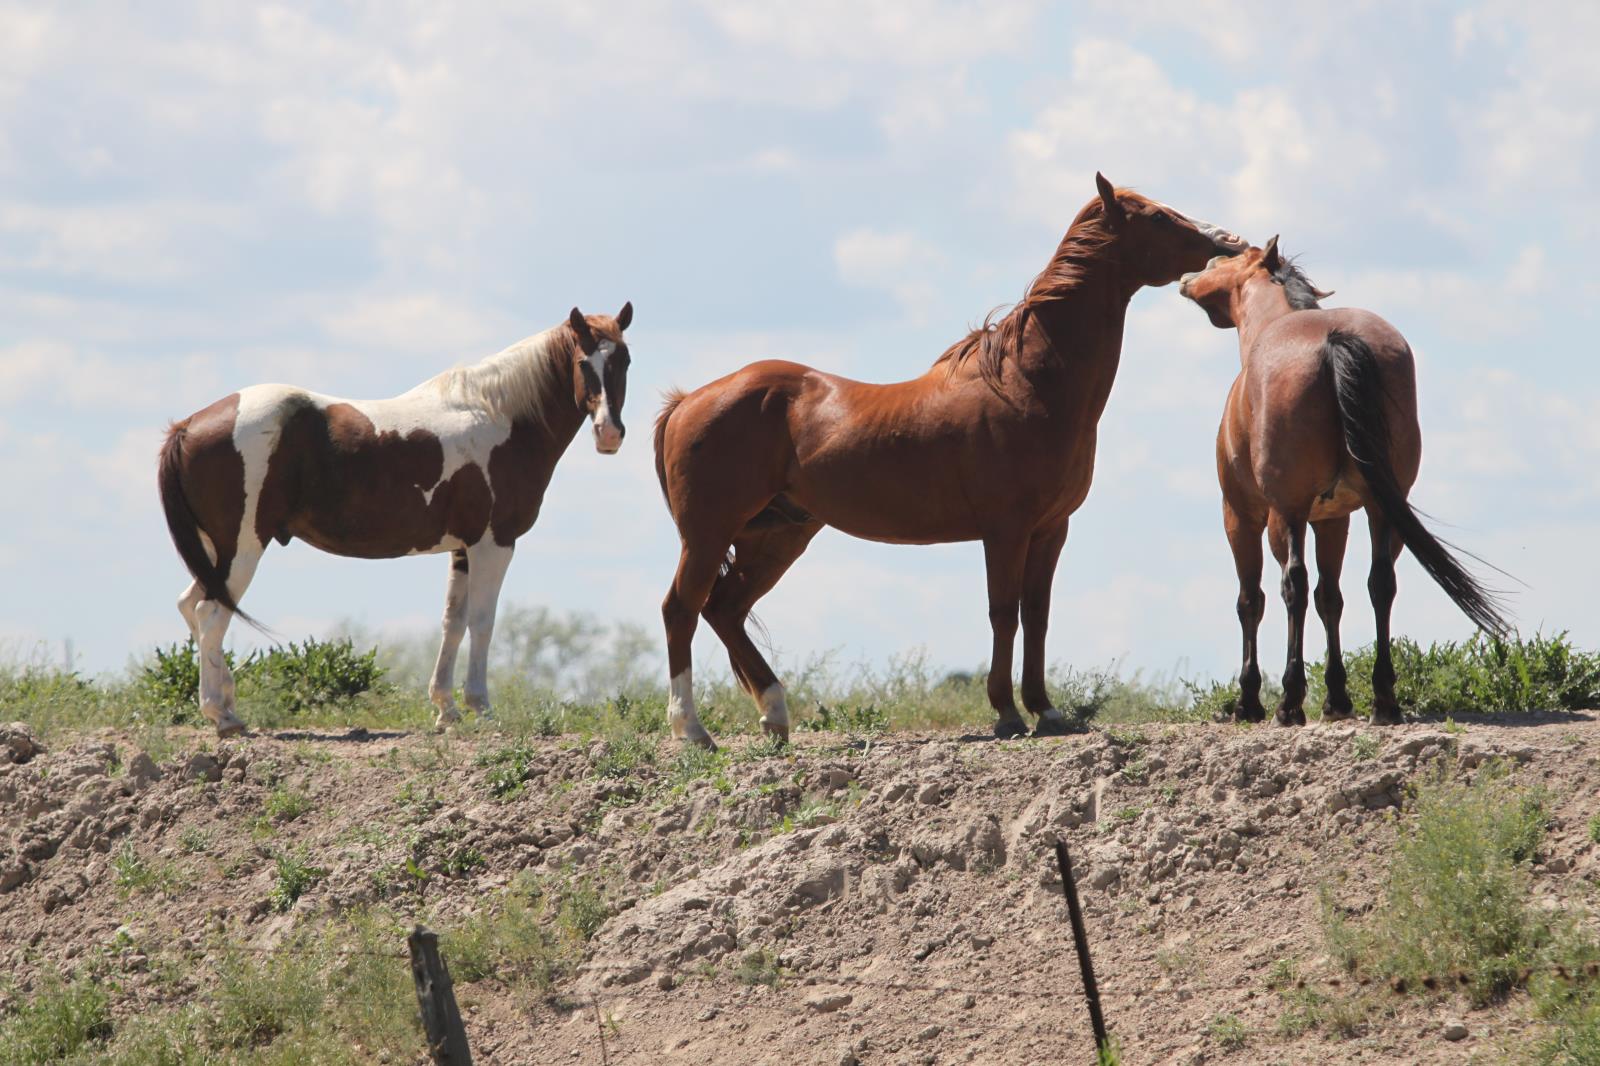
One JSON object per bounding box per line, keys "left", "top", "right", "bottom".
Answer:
{"left": 1281, "top": 562, "right": 1308, "bottom": 609}
{"left": 1236, "top": 587, "right": 1264, "bottom": 625}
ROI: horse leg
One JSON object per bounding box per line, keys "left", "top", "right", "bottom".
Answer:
{"left": 427, "top": 550, "right": 471, "bottom": 727}
{"left": 703, "top": 521, "right": 823, "bottom": 744}
{"left": 1268, "top": 511, "right": 1310, "bottom": 726}
{"left": 662, "top": 540, "right": 732, "bottom": 750}
{"left": 1367, "top": 512, "right": 1403, "bottom": 725}
{"left": 982, "top": 532, "right": 1029, "bottom": 739}
{"left": 1223, "top": 501, "right": 1267, "bottom": 723}
{"left": 193, "top": 544, "right": 263, "bottom": 737}
{"left": 458, "top": 542, "right": 513, "bottom": 727}
{"left": 1312, "top": 517, "right": 1354, "bottom": 720}
{"left": 1019, "top": 520, "right": 1070, "bottom": 735}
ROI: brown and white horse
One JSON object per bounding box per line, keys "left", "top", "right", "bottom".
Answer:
{"left": 653, "top": 175, "right": 1247, "bottom": 748}
{"left": 1178, "top": 240, "right": 1509, "bottom": 725}
{"left": 158, "top": 305, "right": 634, "bottom": 736}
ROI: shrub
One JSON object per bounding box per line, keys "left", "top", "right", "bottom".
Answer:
{"left": 1311, "top": 632, "right": 1600, "bottom": 719}
{"left": 1323, "top": 763, "right": 1552, "bottom": 1004}
{"left": 269, "top": 850, "right": 327, "bottom": 913}
{"left": 0, "top": 973, "right": 110, "bottom": 1065}
{"left": 247, "top": 639, "right": 384, "bottom": 716}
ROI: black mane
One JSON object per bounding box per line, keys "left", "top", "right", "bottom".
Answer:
{"left": 1272, "top": 257, "right": 1324, "bottom": 310}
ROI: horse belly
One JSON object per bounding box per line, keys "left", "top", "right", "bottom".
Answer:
{"left": 789, "top": 464, "right": 981, "bottom": 544}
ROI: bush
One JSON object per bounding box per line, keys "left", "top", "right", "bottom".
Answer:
{"left": 1311, "top": 632, "right": 1600, "bottom": 720}
{"left": 138, "top": 637, "right": 384, "bottom": 720}
{"left": 0, "top": 973, "right": 110, "bottom": 1065}
{"left": 1323, "top": 762, "right": 1553, "bottom": 1004}
{"left": 246, "top": 639, "right": 385, "bottom": 715}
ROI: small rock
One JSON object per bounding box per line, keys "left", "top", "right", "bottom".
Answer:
{"left": 1442, "top": 1021, "right": 1468, "bottom": 1041}
{"left": 126, "top": 752, "right": 161, "bottom": 785}
{"left": 1, "top": 722, "right": 42, "bottom": 764}
{"left": 806, "top": 992, "right": 853, "bottom": 1013}
{"left": 961, "top": 993, "right": 976, "bottom": 1009}
{"left": 656, "top": 972, "right": 675, "bottom": 991}
{"left": 695, "top": 1007, "right": 720, "bottom": 1022}
{"left": 916, "top": 1024, "right": 942, "bottom": 1041}
{"left": 183, "top": 754, "right": 222, "bottom": 783}
{"left": 916, "top": 782, "right": 944, "bottom": 805}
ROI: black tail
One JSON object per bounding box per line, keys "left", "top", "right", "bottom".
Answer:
{"left": 157, "top": 421, "right": 260, "bottom": 627}
{"left": 1324, "top": 330, "right": 1511, "bottom": 637}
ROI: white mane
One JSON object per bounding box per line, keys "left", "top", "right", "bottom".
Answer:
{"left": 434, "top": 326, "right": 571, "bottom": 430}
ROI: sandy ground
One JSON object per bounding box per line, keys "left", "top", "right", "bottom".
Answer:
{"left": 3, "top": 713, "right": 1597, "bottom": 1065}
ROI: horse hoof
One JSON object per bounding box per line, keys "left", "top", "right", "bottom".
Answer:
{"left": 1032, "top": 715, "right": 1072, "bottom": 738}
{"left": 994, "top": 720, "right": 1029, "bottom": 740}
{"left": 215, "top": 720, "right": 247, "bottom": 739}
{"left": 1274, "top": 708, "right": 1307, "bottom": 727}
{"left": 1370, "top": 707, "right": 1403, "bottom": 727}
{"left": 1233, "top": 708, "right": 1266, "bottom": 725}
{"left": 1322, "top": 707, "right": 1356, "bottom": 723}
{"left": 760, "top": 719, "right": 790, "bottom": 745}
{"left": 684, "top": 731, "right": 718, "bottom": 752}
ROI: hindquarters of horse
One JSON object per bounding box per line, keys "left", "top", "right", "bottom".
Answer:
{"left": 657, "top": 362, "right": 815, "bottom": 538}
{"left": 1245, "top": 311, "right": 1418, "bottom": 516}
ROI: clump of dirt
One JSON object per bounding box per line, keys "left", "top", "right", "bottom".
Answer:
{"left": 2, "top": 715, "right": 1597, "bottom": 1064}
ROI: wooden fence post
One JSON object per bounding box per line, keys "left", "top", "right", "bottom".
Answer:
{"left": 409, "top": 924, "right": 473, "bottom": 1065}
{"left": 1055, "top": 841, "right": 1110, "bottom": 1060}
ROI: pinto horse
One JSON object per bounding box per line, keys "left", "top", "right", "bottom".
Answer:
{"left": 1178, "top": 240, "right": 1509, "bottom": 725}
{"left": 653, "top": 174, "right": 1247, "bottom": 748}
{"left": 158, "top": 305, "right": 634, "bottom": 736}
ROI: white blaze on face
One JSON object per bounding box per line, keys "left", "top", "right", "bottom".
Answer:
{"left": 588, "top": 340, "right": 623, "bottom": 453}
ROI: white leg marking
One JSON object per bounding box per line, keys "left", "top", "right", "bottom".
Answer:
{"left": 428, "top": 558, "right": 470, "bottom": 727}
{"left": 757, "top": 682, "right": 790, "bottom": 741}
{"left": 668, "top": 668, "right": 714, "bottom": 749}
{"left": 459, "top": 542, "right": 514, "bottom": 721}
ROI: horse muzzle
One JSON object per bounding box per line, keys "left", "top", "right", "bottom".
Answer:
{"left": 594, "top": 419, "right": 624, "bottom": 454}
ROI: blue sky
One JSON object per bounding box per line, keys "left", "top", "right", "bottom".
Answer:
{"left": 2, "top": 2, "right": 1597, "bottom": 686}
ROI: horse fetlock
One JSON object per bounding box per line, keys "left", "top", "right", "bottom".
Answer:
{"left": 201, "top": 700, "right": 246, "bottom": 738}
{"left": 757, "top": 684, "right": 790, "bottom": 743}
{"left": 433, "top": 705, "right": 463, "bottom": 733}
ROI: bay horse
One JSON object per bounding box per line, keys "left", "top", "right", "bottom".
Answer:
{"left": 157, "top": 305, "right": 635, "bottom": 736}
{"left": 654, "top": 174, "right": 1247, "bottom": 748}
{"left": 1178, "top": 240, "right": 1510, "bottom": 725}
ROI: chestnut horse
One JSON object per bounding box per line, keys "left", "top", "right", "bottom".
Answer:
{"left": 1178, "top": 240, "right": 1509, "bottom": 725}
{"left": 654, "top": 175, "right": 1246, "bottom": 748}
{"left": 158, "top": 305, "right": 634, "bottom": 736}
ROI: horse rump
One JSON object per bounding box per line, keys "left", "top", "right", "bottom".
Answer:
{"left": 157, "top": 420, "right": 259, "bottom": 626}
{"left": 1323, "top": 330, "right": 1510, "bottom": 637}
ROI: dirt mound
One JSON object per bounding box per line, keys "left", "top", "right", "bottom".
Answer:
{"left": 2, "top": 716, "right": 1597, "bottom": 1063}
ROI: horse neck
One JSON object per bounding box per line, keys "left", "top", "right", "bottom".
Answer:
{"left": 1020, "top": 249, "right": 1135, "bottom": 407}
{"left": 1234, "top": 276, "right": 1295, "bottom": 359}
{"left": 521, "top": 355, "right": 587, "bottom": 452}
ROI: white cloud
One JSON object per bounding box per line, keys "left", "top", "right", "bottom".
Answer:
{"left": 834, "top": 228, "right": 949, "bottom": 323}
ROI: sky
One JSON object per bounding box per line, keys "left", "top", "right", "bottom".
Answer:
{"left": 2, "top": 2, "right": 1598, "bottom": 690}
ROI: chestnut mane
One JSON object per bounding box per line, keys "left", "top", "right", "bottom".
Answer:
{"left": 933, "top": 196, "right": 1130, "bottom": 390}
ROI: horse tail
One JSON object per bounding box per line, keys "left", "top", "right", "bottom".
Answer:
{"left": 158, "top": 420, "right": 259, "bottom": 626}
{"left": 653, "top": 388, "right": 687, "bottom": 520}
{"left": 1323, "top": 329, "right": 1510, "bottom": 637}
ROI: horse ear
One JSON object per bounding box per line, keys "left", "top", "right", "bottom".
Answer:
{"left": 616, "top": 301, "right": 633, "bottom": 331}
{"left": 569, "top": 306, "right": 596, "bottom": 352}
{"left": 1262, "top": 235, "right": 1281, "bottom": 273}
{"left": 1095, "top": 172, "right": 1126, "bottom": 227}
